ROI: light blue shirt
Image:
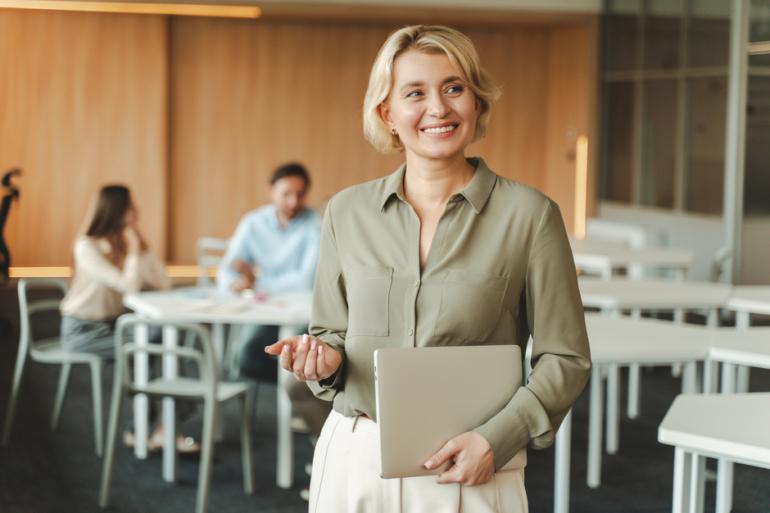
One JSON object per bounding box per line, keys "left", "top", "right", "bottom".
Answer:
{"left": 217, "top": 205, "right": 321, "bottom": 295}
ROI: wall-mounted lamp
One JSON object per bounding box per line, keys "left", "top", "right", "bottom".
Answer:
{"left": 0, "top": 1, "right": 261, "bottom": 18}
{"left": 574, "top": 135, "right": 588, "bottom": 240}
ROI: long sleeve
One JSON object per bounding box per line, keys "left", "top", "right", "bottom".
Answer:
{"left": 139, "top": 252, "right": 171, "bottom": 291}
{"left": 257, "top": 226, "right": 320, "bottom": 294}
{"left": 473, "top": 199, "right": 592, "bottom": 470}
{"left": 307, "top": 199, "right": 348, "bottom": 400}
{"left": 75, "top": 238, "right": 142, "bottom": 295}
{"left": 217, "top": 216, "right": 253, "bottom": 294}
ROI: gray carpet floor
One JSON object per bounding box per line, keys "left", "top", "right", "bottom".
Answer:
{"left": 0, "top": 301, "right": 768, "bottom": 512}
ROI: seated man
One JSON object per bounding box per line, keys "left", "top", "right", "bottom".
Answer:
{"left": 217, "top": 162, "right": 330, "bottom": 440}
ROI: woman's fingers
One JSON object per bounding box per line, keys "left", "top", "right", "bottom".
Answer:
{"left": 264, "top": 337, "right": 297, "bottom": 356}
{"left": 279, "top": 344, "right": 293, "bottom": 371}
{"left": 292, "top": 335, "right": 311, "bottom": 378}
{"left": 425, "top": 438, "right": 459, "bottom": 470}
{"left": 303, "top": 337, "right": 319, "bottom": 380}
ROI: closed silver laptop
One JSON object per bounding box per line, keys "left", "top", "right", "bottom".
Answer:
{"left": 374, "top": 344, "right": 522, "bottom": 479}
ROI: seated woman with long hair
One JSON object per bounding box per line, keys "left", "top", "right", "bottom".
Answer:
{"left": 60, "top": 184, "right": 197, "bottom": 452}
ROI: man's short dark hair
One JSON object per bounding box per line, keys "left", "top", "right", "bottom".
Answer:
{"left": 270, "top": 162, "right": 310, "bottom": 188}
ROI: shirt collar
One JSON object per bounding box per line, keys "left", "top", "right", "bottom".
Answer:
{"left": 267, "top": 204, "right": 307, "bottom": 230}
{"left": 379, "top": 157, "right": 497, "bottom": 215}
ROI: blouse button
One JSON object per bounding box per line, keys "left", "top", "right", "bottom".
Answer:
{"left": 408, "top": 328, "right": 414, "bottom": 336}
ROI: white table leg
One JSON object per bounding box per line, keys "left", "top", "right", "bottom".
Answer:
{"left": 627, "top": 308, "right": 642, "bottom": 419}
{"left": 554, "top": 409, "right": 571, "bottom": 513}
{"left": 682, "top": 362, "right": 697, "bottom": 394}
{"left": 587, "top": 366, "right": 603, "bottom": 488}
{"left": 703, "top": 360, "right": 718, "bottom": 394}
{"left": 212, "top": 323, "right": 225, "bottom": 442}
{"left": 133, "top": 323, "right": 149, "bottom": 459}
{"left": 672, "top": 447, "right": 687, "bottom": 513}
{"left": 606, "top": 363, "right": 620, "bottom": 454}
{"left": 735, "top": 311, "right": 751, "bottom": 392}
{"left": 716, "top": 363, "right": 736, "bottom": 513}
{"left": 671, "top": 308, "right": 685, "bottom": 378}
{"left": 689, "top": 453, "right": 705, "bottom": 513}
{"left": 162, "top": 325, "right": 179, "bottom": 483}
{"left": 276, "top": 325, "right": 295, "bottom": 489}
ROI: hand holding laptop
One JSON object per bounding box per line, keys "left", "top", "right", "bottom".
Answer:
{"left": 265, "top": 334, "right": 342, "bottom": 381}
{"left": 424, "top": 431, "right": 495, "bottom": 486}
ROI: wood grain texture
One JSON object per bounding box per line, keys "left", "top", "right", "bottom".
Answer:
{"left": 0, "top": 9, "right": 167, "bottom": 265}
{"left": 0, "top": 11, "right": 596, "bottom": 265}
{"left": 543, "top": 20, "right": 599, "bottom": 233}
{"left": 168, "top": 18, "right": 575, "bottom": 262}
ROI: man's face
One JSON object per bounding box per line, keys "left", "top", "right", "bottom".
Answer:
{"left": 271, "top": 175, "right": 308, "bottom": 221}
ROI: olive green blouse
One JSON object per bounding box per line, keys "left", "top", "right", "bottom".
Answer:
{"left": 308, "top": 157, "right": 591, "bottom": 470}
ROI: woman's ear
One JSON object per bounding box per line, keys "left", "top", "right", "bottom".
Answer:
{"left": 378, "top": 102, "right": 393, "bottom": 129}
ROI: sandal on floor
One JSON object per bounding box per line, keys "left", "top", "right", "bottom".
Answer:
{"left": 147, "top": 429, "right": 201, "bottom": 454}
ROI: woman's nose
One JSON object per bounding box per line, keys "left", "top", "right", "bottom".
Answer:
{"left": 426, "top": 92, "right": 450, "bottom": 118}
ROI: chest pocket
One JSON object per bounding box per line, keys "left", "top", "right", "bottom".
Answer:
{"left": 433, "top": 269, "right": 509, "bottom": 343}
{"left": 346, "top": 265, "right": 392, "bottom": 337}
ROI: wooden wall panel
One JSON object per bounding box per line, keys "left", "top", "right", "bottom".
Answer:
{"left": 168, "top": 19, "right": 554, "bottom": 262}
{"left": 543, "top": 20, "right": 599, "bottom": 234}
{"left": 0, "top": 9, "right": 167, "bottom": 266}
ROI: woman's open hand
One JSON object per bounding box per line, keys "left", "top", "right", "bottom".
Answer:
{"left": 265, "top": 334, "right": 342, "bottom": 382}
{"left": 424, "top": 431, "right": 495, "bottom": 486}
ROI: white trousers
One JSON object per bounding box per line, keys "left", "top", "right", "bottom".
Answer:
{"left": 309, "top": 410, "right": 529, "bottom": 513}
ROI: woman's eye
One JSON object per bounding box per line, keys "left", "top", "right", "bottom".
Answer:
{"left": 406, "top": 90, "right": 423, "bottom": 98}
{"left": 446, "top": 85, "right": 464, "bottom": 94}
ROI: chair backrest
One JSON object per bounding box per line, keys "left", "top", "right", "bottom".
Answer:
{"left": 17, "top": 278, "right": 68, "bottom": 355}
{"left": 113, "top": 314, "right": 219, "bottom": 399}
{"left": 196, "top": 237, "right": 228, "bottom": 287}
{"left": 709, "top": 245, "right": 732, "bottom": 283}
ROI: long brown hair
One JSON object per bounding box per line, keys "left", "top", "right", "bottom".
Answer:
{"left": 85, "top": 185, "right": 133, "bottom": 265}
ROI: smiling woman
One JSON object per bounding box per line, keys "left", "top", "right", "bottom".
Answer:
{"left": 264, "top": 25, "right": 592, "bottom": 513}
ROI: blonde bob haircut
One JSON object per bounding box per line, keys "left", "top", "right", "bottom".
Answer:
{"left": 363, "top": 25, "right": 500, "bottom": 154}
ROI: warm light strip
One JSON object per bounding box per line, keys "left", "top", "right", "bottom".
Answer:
{"left": 748, "top": 41, "right": 770, "bottom": 55}
{"left": 0, "top": 1, "right": 261, "bottom": 18}
{"left": 574, "top": 135, "right": 589, "bottom": 240}
{"left": 9, "top": 265, "right": 215, "bottom": 279}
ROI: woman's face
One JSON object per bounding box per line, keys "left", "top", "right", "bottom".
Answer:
{"left": 380, "top": 49, "right": 478, "bottom": 163}
{"left": 122, "top": 204, "right": 138, "bottom": 228}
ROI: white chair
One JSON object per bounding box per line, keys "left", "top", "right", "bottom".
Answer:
{"left": 196, "top": 237, "right": 228, "bottom": 287}
{"left": 193, "top": 236, "right": 241, "bottom": 377}
{"left": 2, "top": 278, "right": 104, "bottom": 456}
{"left": 99, "top": 314, "right": 254, "bottom": 513}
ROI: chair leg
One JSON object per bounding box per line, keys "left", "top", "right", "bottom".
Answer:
{"left": 1, "top": 348, "right": 28, "bottom": 447}
{"left": 587, "top": 365, "right": 603, "bottom": 488}
{"left": 196, "top": 399, "right": 217, "bottom": 513}
{"left": 90, "top": 362, "right": 104, "bottom": 457}
{"left": 51, "top": 363, "right": 72, "bottom": 432}
{"left": 241, "top": 393, "right": 254, "bottom": 495}
{"left": 99, "top": 377, "right": 125, "bottom": 508}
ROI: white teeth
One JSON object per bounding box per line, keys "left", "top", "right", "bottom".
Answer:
{"left": 422, "top": 125, "right": 456, "bottom": 134}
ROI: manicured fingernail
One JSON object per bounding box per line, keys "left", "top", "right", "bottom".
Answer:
{"left": 311, "top": 339, "right": 317, "bottom": 350}
{"left": 424, "top": 460, "right": 433, "bottom": 469}
{"left": 282, "top": 345, "right": 288, "bottom": 353}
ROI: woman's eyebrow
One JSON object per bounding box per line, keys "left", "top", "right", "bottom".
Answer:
{"left": 398, "top": 76, "right": 464, "bottom": 94}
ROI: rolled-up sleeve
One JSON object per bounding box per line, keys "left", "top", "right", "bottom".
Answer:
{"left": 474, "top": 199, "right": 592, "bottom": 470}
{"left": 307, "top": 198, "right": 348, "bottom": 401}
